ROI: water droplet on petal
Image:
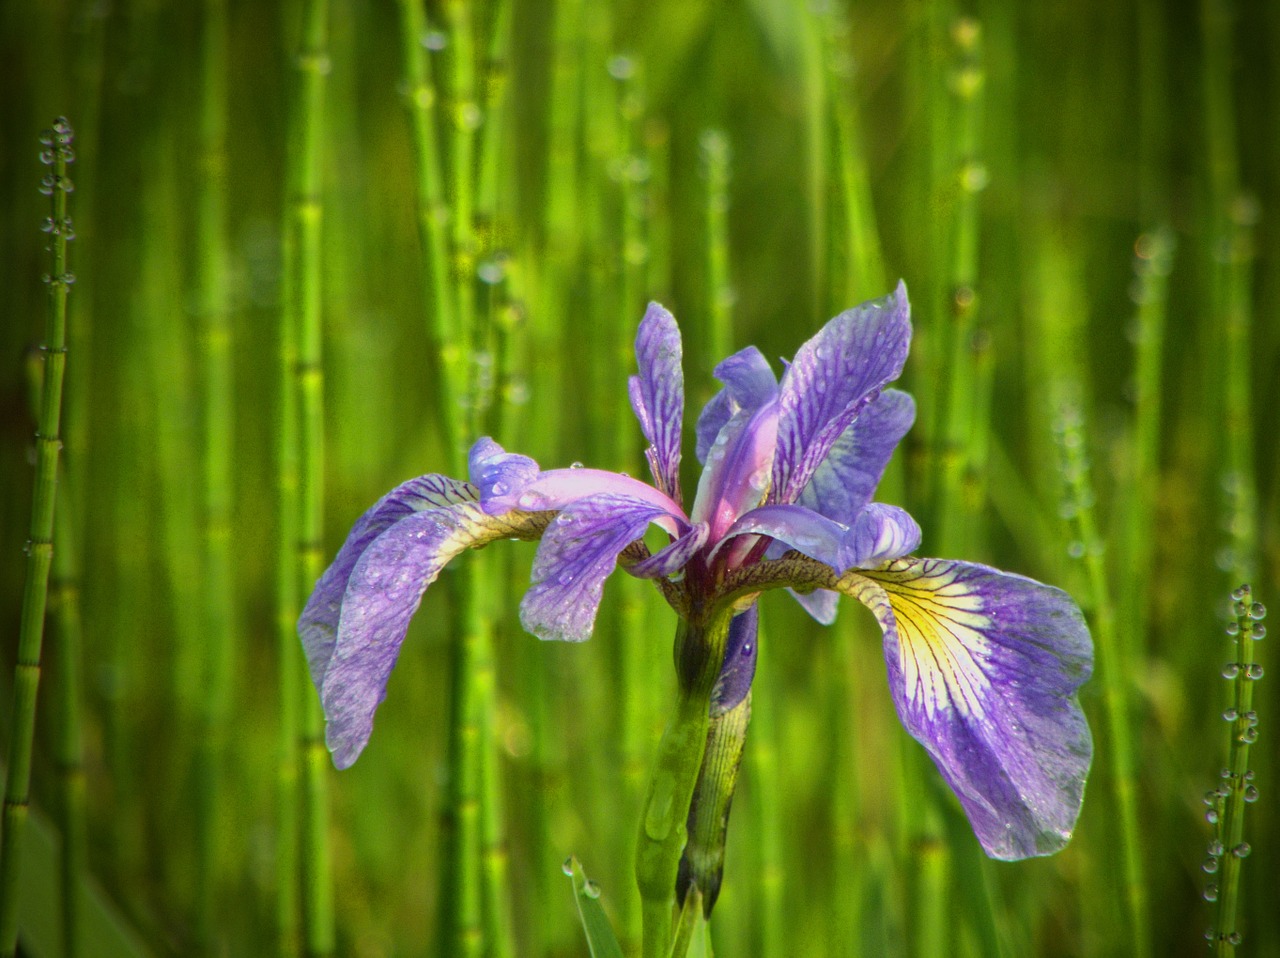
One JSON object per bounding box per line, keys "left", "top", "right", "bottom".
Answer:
{"left": 491, "top": 481, "right": 508, "bottom": 496}
{"left": 570, "top": 461, "right": 584, "bottom": 469}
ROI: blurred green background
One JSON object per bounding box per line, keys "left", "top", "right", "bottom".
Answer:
{"left": 1, "top": 0, "right": 1277, "bottom": 955}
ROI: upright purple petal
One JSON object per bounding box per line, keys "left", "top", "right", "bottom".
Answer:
{"left": 521, "top": 494, "right": 681, "bottom": 642}
{"left": 689, "top": 400, "right": 780, "bottom": 540}
{"left": 797, "top": 389, "right": 915, "bottom": 523}
{"left": 848, "top": 558, "right": 1093, "bottom": 860}
{"left": 846, "top": 503, "right": 921, "bottom": 567}
{"left": 299, "top": 474, "right": 477, "bottom": 692}
{"left": 310, "top": 501, "right": 548, "bottom": 769}
{"left": 695, "top": 346, "right": 779, "bottom": 463}
{"left": 628, "top": 302, "right": 685, "bottom": 500}
{"left": 771, "top": 282, "right": 912, "bottom": 506}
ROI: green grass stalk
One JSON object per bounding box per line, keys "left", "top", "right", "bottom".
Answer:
{"left": 1206, "top": 586, "right": 1264, "bottom": 955}
{"left": 933, "top": 18, "right": 985, "bottom": 558}
{"left": 700, "top": 130, "right": 733, "bottom": 362}
{"left": 748, "top": 614, "right": 783, "bottom": 958}
{"left": 286, "top": 0, "right": 336, "bottom": 950}
{"left": 0, "top": 118, "right": 75, "bottom": 958}
{"left": 821, "top": 5, "right": 886, "bottom": 305}
{"left": 397, "top": 0, "right": 465, "bottom": 463}
{"left": 1054, "top": 402, "right": 1149, "bottom": 958}
{"left": 49, "top": 494, "right": 87, "bottom": 958}
{"left": 193, "top": 0, "right": 235, "bottom": 947}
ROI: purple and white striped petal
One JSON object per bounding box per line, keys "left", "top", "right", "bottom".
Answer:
{"left": 717, "top": 503, "right": 853, "bottom": 572}
{"left": 628, "top": 302, "right": 685, "bottom": 501}
{"left": 797, "top": 389, "right": 915, "bottom": 524}
{"left": 520, "top": 494, "right": 682, "bottom": 642}
{"left": 789, "top": 587, "right": 840, "bottom": 625}
{"left": 299, "top": 474, "right": 477, "bottom": 693}
{"left": 468, "top": 437, "right": 540, "bottom": 512}
{"left": 308, "top": 500, "right": 547, "bottom": 769}
{"left": 771, "top": 282, "right": 912, "bottom": 506}
{"left": 848, "top": 558, "right": 1093, "bottom": 860}
{"left": 689, "top": 401, "right": 780, "bottom": 540}
{"left": 695, "top": 346, "right": 779, "bottom": 464}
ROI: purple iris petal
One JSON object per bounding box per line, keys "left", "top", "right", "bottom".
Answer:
{"left": 628, "top": 302, "right": 685, "bottom": 500}
{"left": 718, "top": 503, "right": 854, "bottom": 572}
{"left": 299, "top": 474, "right": 477, "bottom": 692}
{"left": 859, "top": 558, "right": 1093, "bottom": 859}
{"left": 468, "top": 437, "right": 540, "bottom": 513}
{"left": 628, "top": 523, "right": 710, "bottom": 579}
{"left": 789, "top": 587, "right": 840, "bottom": 625}
{"left": 313, "top": 501, "right": 509, "bottom": 769}
{"left": 846, "top": 503, "right": 921, "bottom": 567}
{"left": 711, "top": 604, "right": 759, "bottom": 715}
{"left": 521, "top": 494, "right": 678, "bottom": 642}
{"left": 483, "top": 466, "right": 686, "bottom": 534}
{"left": 797, "top": 388, "right": 915, "bottom": 524}
{"left": 690, "top": 400, "right": 779, "bottom": 540}
{"left": 771, "top": 282, "right": 911, "bottom": 506}
{"left": 695, "top": 346, "right": 779, "bottom": 464}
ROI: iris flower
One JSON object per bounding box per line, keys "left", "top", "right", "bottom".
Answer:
{"left": 300, "top": 284, "right": 1092, "bottom": 914}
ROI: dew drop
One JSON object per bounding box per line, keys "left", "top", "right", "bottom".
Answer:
{"left": 1202, "top": 857, "right": 1218, "bottom": 874}
{"left": 1244, "top": 785, "right": 1259, "bottom": 803}
{"left": 1234, "top": 600, "right": 1248, "bottom": 616}
{"left": 570, "top": 461, "right": 585, "bottom": 469}
{"left": 1228, "top": 932, "right": 1242, "bottom": 946}
{"left": 1252, "top": 624, "right": 1266, "bottom": 639}
{"left": 1203, "top": 883, "right": 1218, "bottom": 902}
{"left": 584, "top": 879, "right": 602, "bottom": 899}
{"left": 1205, "top": 809, "right": 1219, "bottom": 824}
{"left": 1203, "top": 790, "right": 1218, "bottom": 806}
{"left": 1223, "top": 708, "right": 1238, "bottom": 722}
{"left": 1240, "top": 727, "right": 1258, "bottom": 744}
{"left": 1225, "top": 621, "right": 1240, "bottom": 636}
{"left": 491, "top": 481, "right": 508, "bottom": 496}
{"left": 422, "top": 30, "right": 447, "bottom": 51}
{"left": 1207, "top": 840, "right": 1224, "bottom": 857}
{"left": 1232, "top": 585, "right": 1248, "bottom": 601}
{"left": 1250, "top": 602, "right": 1266, "bottom": 620}
{"left": 1242, "top": 710, "right": 1257, "bottom": 725}
{"left": 1222, "top": 663, "right": 1240, "bottom": 679}
{"left": 557, "top": 572, "right": 575, "bottom": 585}
{"left": 1245, "top": 664, "right": 1264, "bottom": 680}
{"left": 561, "top": 857, "right": 574, "bottom": 876}
{"left": 1067, "top": 540, "right": 1085, "bottom": 559}
{"left": 1233, "top": 842, "right": 1251, "bottom": 858}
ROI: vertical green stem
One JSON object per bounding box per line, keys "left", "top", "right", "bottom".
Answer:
{"left": 748, "top": 614, "right": 783, "bottom": 958}
{"left": 0, "top": 117, "right": 75, "bottom": 958}
{"left": 700, "top": 130, "right": 733, "bottom": 362}
{"left": 195, "top": 0, "right": 234, "bottom": 948}
{"left": 397, "top": 0, "right": 464, "bottom": 464}
{"left": 1055, "top": 403, "right": 1149, "bottom": 958}
{"left": 637, "top": 614, "right": 730, "bottom": 958}
{"left": 1209, "top": 587, "right": 1264, "bottom": 955}
{"left": 934, "top": 18, "right": 985, "bottom": 557}
{"left": 287, "top": 0, "right": 335, "bottom": 951}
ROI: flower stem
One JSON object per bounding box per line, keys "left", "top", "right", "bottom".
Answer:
{"left": 636, "top": 614, "right": 730, "bottom": 958}
{"left": 0, "top": 117, "right": 75, "bottom": 958}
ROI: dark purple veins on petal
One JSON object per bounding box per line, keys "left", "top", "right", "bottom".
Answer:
{"left": 629, "top": 302, "right": 685, "bottom": 501}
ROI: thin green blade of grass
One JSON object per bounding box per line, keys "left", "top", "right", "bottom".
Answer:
{"left": 565, "top": 856, "right": 625, "bottom": 958}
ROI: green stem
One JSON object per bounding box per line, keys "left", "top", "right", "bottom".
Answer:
{"left": 0, "top": 117, "right": 75, "bottom": 958}
{"left": 195, "top": 0, "right": 234, "bottom": 947}
{"left": 1056, "top": 404, "right": 1148, "bottom": 958}
{"left": 700, "top": 130, "right": 733, "bottom": 362}
{"left": 637, "top": 614, "right": 730, "bottom": 958}
{"left": 1210, "top": 587, "right": 1264, "bottom": 955}
{"left": 287, "top": 0, "right": 335, "bottom": 950}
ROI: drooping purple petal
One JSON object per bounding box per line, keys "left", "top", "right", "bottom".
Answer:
{"left": 717, "top": 503, "right": 852, "bottom": 571}
{"left": 849, "top": 558, "right": 1093, "bottom": 860}
{"left": 469, "top": 437, "right": 540, "bottom": 511}
{"left": 627, "top": 522, "right": 710, "bottom": 578}
{"left": 521, "top": 494, "right": 680, "bottom": 642}
{"left": 312, "top": 501, "right": 545, "bottom": 769}
{"left": 789, "top": 587, "right": 840, "bottom": 625}
{"left": 695, "top": 346, "right": 778, "bottom": 463}
{"left": 711, "top": 604, "right": 759, "bottom": 716}
{"left": 771, "top": 282, "right": 912, "bottom": 506}
{"left": 797, "top": 389, "right": 915, "bottom": 524}
{"left": 299, "top": 474, "right": 477, "bottom": 692}
{"left": 482, "top": 466, "right": 687, "bottom": 534}
{"left": 628, "top": 302, "right": 684, "bottom": 500}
